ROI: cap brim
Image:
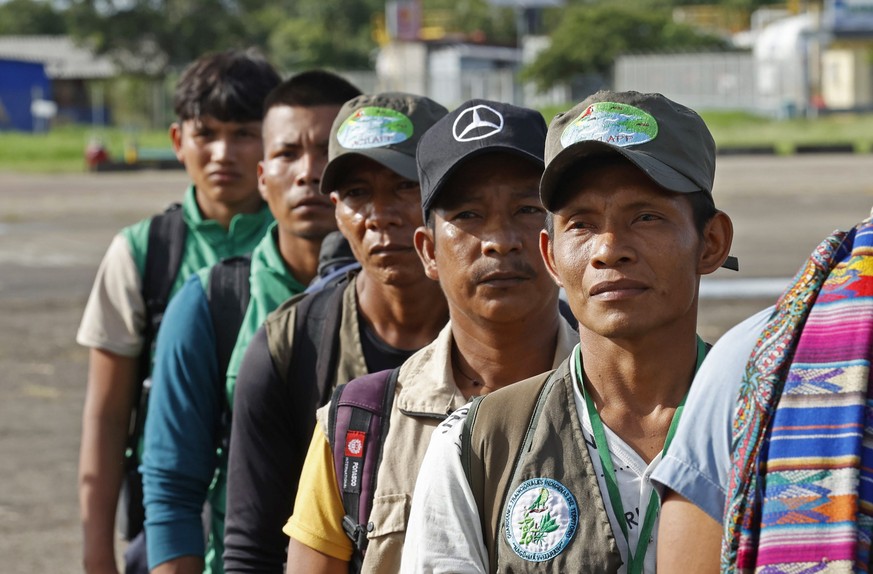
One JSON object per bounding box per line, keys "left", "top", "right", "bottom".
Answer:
{"left": 320, "top": 149, "right": 419, "bottom": 195}
{"left": 422, "top": 146, "right": 545, "bottom": 215}
{"left": 540, "top": 140, "right": 704, "bottom": 211}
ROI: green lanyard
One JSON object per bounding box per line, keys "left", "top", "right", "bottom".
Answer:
{"left": 574, "top": 337, "right": 706, "bottom": 574}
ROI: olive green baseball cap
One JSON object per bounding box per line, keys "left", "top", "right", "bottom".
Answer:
{"left": 539, "top": 90, "right": 716, "bottom": 211}
{"left": 320, "top": 92, "right": 448, "bottom": 194}
{"left": 540, "top": 90, "right": 738, "bottom": 271}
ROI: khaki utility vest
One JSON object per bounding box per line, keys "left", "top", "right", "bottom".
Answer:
{"left": 462, "top": 360, "right": 623, "bottom": 573}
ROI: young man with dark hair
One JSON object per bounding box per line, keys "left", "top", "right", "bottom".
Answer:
{"left": 140, "top": 70, "right": 361, "bottom": 574}
{"left": 222, "top": 93, "right": 449, "bottom": 573}
{"left": 76, "top": 49, "right": 279, "bottom": 574}
{"left": 284, "top": 99, "right": 577, "bottom": 574}
{"left": 402, "top": 91, "right": 736, "bottom": 574}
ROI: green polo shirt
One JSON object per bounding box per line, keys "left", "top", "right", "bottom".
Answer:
{"left": 123, "top": 185, "right": 274, "bottom": 298}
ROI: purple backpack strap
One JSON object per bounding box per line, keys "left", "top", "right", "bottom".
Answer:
{"left": 327, "top": 367, "right": 399, "bottom": 564}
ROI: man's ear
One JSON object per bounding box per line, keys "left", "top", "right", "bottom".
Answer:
{"left": 257, "top": 161, "right": 268, "bottom": 202}
{"left": 169, "top": 123, "right": 184, "bottom": 163}
{"left": 414, "top": 225, "right": 439, "bottom": 281}
{"left": 540, "top": 229, "right": 564, "bottom": 288}
{"left": 698, "top": 211, "right": 734, "bottom": 275}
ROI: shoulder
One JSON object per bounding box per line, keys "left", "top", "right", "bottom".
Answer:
{"left": 649, "top": 307, "right": 773, "bottom": 519}
{"left": 693, "top": 306, "right": 773, "bottom": 399}
{"left": 264, "top": 279, "right": 350, "bottom": 363}
{"left": 159, "top": 274, "right": 211, "bottom": 335}
{"left": 120, "top": 207, "right": 183, "bottom": 274}
{"left": 97, "top": 233, "right": 140, "bottom": 280}
{"left": 119, "top": 214, "right": 154, "bottom": 255}
{"left": 263, "top": 291, "right": 307, "bottom": 367}
{"left": 463, "top": 367, "right": 562, "bottom": 459}
{"left": 474, "top": 367, "right": 560, "bottom": 422}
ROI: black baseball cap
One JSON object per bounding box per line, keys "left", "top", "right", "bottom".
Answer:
{"left": 417, "top": 99, "right": 547, "bottom": 220}
{"left": 320, "top": 92, "right": 448, "bottom": 194}
{"left": 541, "top": 90, "right": 738, "bottom": 271}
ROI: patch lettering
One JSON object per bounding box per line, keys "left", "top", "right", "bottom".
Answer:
{"left": 504, "top": 477, "right": 578, "bottom": 562}
{"left": 560, "top": 102, "right": 658, "bottom": 149}
{"left": 342, "top": 430, "right": 367, "bottom": 493}
{"left": 337, "top": 107, "right": 413, "bottom": 149}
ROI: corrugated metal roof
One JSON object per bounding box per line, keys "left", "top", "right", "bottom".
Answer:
{"left": 0, "top": 35, "right": 116, "bottom": 79}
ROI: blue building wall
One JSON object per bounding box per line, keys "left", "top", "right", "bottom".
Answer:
{"left": 0, "top": 59, "right": 52, "bottom": 132}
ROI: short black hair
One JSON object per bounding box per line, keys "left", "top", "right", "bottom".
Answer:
{"left": 173, "top": 48, "right": 281, "bottom": 123}
{"left": 263, "top": 70, "right": 361, "bottom": 113}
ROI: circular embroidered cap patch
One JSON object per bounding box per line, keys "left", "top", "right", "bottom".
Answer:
{"left": 560, "top": 101, "right": 658, "bottom": 149}
{"left": 337, "top": 106, "right": 414, "bottom": 149}
{"left": 504, "top": 477, "right": 578, "bottom": 562}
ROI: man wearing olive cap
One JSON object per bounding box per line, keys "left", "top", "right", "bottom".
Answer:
{"left": 401, "top": 90, "right": 736, "bottom": 574}
{"left": 223, "top": 93, "right": 449, "bottom": 573}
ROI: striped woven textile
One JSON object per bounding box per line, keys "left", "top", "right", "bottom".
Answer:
{"left": 722, "top": 217, "right": 873, "bottom": 573}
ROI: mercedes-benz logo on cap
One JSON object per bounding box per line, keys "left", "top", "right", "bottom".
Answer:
{"left": 452, "top": 104, "right": 504, "bottom": 142}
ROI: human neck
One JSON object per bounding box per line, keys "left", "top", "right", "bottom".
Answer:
{"left": 195, "top": 191, "right": 263, "bottom": 229}
{"left": 577, "top": 323, "right": 699, "bottom": 463}
{"left": 277, "top": 229, "right": 321, "bottom": 286}
{"left": 451, "top": 311, "right": 561, "bottom": 397}
{"left": 355, "top": 272, "right": 448, "bottom": 351}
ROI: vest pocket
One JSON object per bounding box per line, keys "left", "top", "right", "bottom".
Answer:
{"left": 366, "top": 493, "right": 409, "bottom": 538}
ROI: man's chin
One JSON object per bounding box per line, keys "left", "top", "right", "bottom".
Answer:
{"left": 364, "top": 261, "right": 426, "bottom": 287}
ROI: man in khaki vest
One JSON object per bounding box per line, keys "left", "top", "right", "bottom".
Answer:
{"left": 223, "top": 93, "right": 450, "bottom": 573}
{"left": 284, "top": 99, "right": 577, "bottom": 574}
{"left": 401, "top": 91, "right": 737, "bottom": 574}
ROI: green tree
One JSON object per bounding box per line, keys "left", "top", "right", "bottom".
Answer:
{"left": 0, "top": 0, "right": 67, "bottom": 35}
{"left": 66, "top": 0, "right": 269, "bottom": 74}
{"left": 524, "top": 3, "right": 729, "bottom": 91}
{"left": 266, "top": 0, "right": 384, "bottom": 71}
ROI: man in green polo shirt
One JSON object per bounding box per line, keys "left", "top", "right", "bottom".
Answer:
{"left": 76, "top": 49, "right": 279, "bottom": 574}
{"left": 140, "top": 70, "right": 362, "bottom": 574}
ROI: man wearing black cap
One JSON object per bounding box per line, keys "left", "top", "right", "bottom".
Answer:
{"left": 401, "top": 91, "right": 736, "bottom": 574}
{"left": 223, "top": 93, "right": 449, "bottom": 573}
{"left": 284, "top": 99, "right": 577, "bottom": 574}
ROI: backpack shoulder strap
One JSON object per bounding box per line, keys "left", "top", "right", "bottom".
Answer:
{"left": 327, "top": 367, "right": 399, "bottom": 568}
{"left": 206, "top": 255, "right": 252, "bottom": 450}
{"left": 207, "top": 255, "right": 253, "bottom": 380}
{"left": 129, "top": 202, "right": 186, "bottom": 449}
{"left": 288, "top": 276, "right": 349, "bottom": 405}
{"left": 142, "top": 202, "right": 186, "bottom": 338}
{"left": 120, "top": 202, "right": 186, "bottom": 539}
{"left": 460, "top": 369, "right": 558, "bottom": 563}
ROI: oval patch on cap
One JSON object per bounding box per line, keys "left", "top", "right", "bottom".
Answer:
{"left": 560, "top": 102, "right": 658, "bottom": 149}
{"left": 337, "top": 106, "right": 413, "bottom": 149}
{"left": 505, "top": 478, "right": 578, "bottom": 562}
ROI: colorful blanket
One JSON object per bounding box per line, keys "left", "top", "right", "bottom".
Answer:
{"left": 722, "top": 217, "right": 873, "bottom": 573}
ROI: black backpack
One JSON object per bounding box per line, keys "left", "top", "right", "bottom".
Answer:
{"left": 117, "top": 204, "right": 252, "bottom": 540}
{"left": 118, "top": 203, "right": 185, "bottom": 540}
